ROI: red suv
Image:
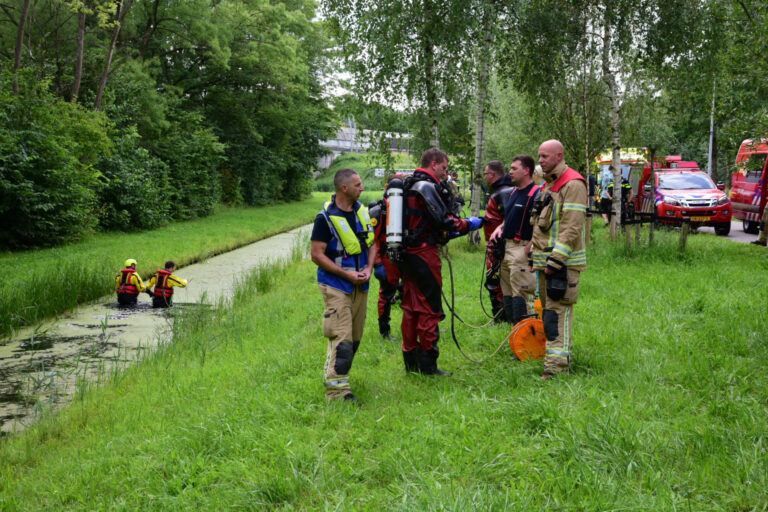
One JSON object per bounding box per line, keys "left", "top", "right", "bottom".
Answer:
{"left": 649, "top": 170, "right": 732, "bottom": 235}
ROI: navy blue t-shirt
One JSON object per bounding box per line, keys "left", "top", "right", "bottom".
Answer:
{"left": 311, "top": 209, "right": 358, "bottom": 243}
{"left": 501, "top": 183, "right": 537, "bottom": 241}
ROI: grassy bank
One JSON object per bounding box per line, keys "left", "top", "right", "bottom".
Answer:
{"left": 0, "top": 193, "right": 346, "bottom": 337}
{"left": 1, "top": 225, "right": 767, "bottom": 509}
{"left": 315, "top": 152, "right": 413, "bottom": 191}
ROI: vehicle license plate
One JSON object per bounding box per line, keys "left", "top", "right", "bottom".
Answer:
{"left": 690, "top": 216, "right": 710, "bottom": 222}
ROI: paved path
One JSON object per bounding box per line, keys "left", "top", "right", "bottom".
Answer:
{"left": 696, "top": 220, "right": 761, "bottom": 244}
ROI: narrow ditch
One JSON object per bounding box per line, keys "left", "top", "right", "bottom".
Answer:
{"left": 0, "top": 225, "right": 311, "bottom": 436}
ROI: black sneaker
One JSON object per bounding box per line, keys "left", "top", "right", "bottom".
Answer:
{"left": 381, "top": 332, "right": 399, "bottom": 341}
{"left": 750, "top": 240, "right": 767, "bottom": 246}
{"left": 343, "top": 392, "right": 359, "bottom": 402}
{"left": 431, "top": 368, "right": 453, "bottom": 377}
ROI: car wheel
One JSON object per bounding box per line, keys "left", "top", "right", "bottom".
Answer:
{"left": 743, "top": 220, "right": 759, "bottom": 234}
{"left": 715, "top": 222, "right": 731, "bottom": 236}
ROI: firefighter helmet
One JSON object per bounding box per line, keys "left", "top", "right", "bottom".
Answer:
{"left": 124, "top": 258, "right": 137, "bottom": 268}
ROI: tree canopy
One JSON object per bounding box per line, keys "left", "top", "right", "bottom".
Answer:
{"left": 1, "top": 0, "right": 333, "bottom": 248}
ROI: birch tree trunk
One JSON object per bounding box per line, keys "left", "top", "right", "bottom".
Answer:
{"left": 12, "top": 0, "right": 32, "bottom": 94}
{"left": 601, "top": 6, "right": 622, "bottom": 240}
{"left": 468, "top": 7, "right": 493, "bottom": 246}
{"left": 422, "top": 0, "right": 439, "bottom": 148}
{"left": 94, "top": 0, "right": 134, "bottom": 110}
{"left": 71, "top": 7, "right": 87, "bottom": 102}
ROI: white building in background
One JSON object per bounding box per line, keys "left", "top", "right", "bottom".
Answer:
{"left": 318, "top": 119, "right": 411, "bottom": 169}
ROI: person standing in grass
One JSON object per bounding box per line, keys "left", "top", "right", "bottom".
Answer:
{"left": 481, "top": 160, "right": 515, "bottom": 322}
{"left": 311, "top": 168, "right": 376, "bottom": 402}
{"left": 398, "top": 148, "right": 483, "bottom": 376}
{"left": 489, "top": 155, "right": 540, "bottom": 325}
{"left": 750, "top": 207, "right": 768, "bottom": 246}
{"left": 599, "top": 166, "right": 614, "bottom": 224}
{"left": 115, "top": 258, "right": 146, "bottom": 306}
{"left": 369, "top": 184, "right": 403, "bottom": 341}
{"left": 146, "top": 261, "right": 187, "bottom": 308}
{"left": 528, "top": 140, "right": 587, "bottom": 379}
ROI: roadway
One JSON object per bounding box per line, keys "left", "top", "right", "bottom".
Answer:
{"left": 696, "top": 220, "right": 762, "bottom": 244}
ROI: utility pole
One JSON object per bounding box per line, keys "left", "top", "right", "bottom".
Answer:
{"left": 707, "top": 78, "right": 716, "bottom": 177}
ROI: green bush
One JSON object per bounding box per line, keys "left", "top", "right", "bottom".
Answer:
{"left": 152, "top": 108, "right": 226, "bottom": 220}
{"left": 96, "top": 128, "right": 171, "bottom": 230}
{"left": 0, "top": 69, "right": 111, "bottom": 249}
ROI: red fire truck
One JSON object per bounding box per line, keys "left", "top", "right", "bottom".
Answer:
{"left": 730, "top": 139, "right": 768, "bottom": 234}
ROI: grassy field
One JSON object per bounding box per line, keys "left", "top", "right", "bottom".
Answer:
{"left": 315, "top": 152, "right": 414, "bottom": 191}
{"left": 1, "top": 223, "right": 767, "bottom": 510}
{"left": 0, "top": 193, "right": 368, "bottom": 338}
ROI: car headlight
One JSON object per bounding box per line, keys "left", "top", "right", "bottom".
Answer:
{"left": 716, "top": 194, "right": 729, "bottom": 205}
{"left": 663, "top": 196, "right": 680, "bottom": 206}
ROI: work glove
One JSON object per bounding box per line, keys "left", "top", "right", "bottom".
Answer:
{"left": 466, "top": 216, "right": 483, "bottom": 231}
{"left": 373, "top": 262, "right": 387, "bottom": 281}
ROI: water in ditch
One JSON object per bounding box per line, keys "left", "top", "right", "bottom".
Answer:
{"left": 0, "top": 226, "right": 311, "bottom": 436}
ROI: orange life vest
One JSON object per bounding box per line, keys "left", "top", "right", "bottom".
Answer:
{"left": 117, "top": 268, "right": 139, "bottom": 295}
{"left": 152, "top": 269, "right": 174, "bottom": 298}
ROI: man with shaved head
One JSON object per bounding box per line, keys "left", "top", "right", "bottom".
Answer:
{"left": 528, "top": 139, "right": 587, "bottom": 378}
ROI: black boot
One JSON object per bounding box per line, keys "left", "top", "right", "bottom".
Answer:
{"left": 490, "top": 293, "right": 505, "bottom": 323}
{"left": 402, "top": 349, "right": 419, "bottom": 373}
{"left": 379, "top": 316, "right": 397, "bottom": 340}
{"left": 417, "top": 345, "right": 452, "bottom": 377}
{"left": 503, "top": 296, "right": 516, "bottom": 324}
{"left": 511, "top": 296, "right": 529, "bottom": 324}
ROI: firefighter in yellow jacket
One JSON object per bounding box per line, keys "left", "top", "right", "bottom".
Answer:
{"left": 146, "top": 261, "right": 188, "bottom": 308}
{"left": 115, "top": 258, "right": 146, "bottom": 306}
{"left": 528, "top": 140, "right": 587, "bottom": 378}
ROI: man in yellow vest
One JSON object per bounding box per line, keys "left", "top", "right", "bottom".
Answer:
{"left": 146, "top": 261, "right": 187, "bottom": 308}
{"left": 310, "top": 168, "right": 376, "bottom": 402}
{"left": 115, "top": 258, "right": 146, "bottom": 306}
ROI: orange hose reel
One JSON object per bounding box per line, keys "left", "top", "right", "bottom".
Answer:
{"left": 508, "top": 315, "right": 546, "bottom": 361}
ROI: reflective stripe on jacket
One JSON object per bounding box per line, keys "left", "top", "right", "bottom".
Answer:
{"left": 317, "top": 199, "right": 374, "bottom": 294}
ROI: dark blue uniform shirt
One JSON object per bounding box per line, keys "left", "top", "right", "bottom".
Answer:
{"left": 501, "top": 183, "right": 537, "bottom": 241}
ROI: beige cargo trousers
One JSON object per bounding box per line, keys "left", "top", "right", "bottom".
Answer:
{"left": 319, "top": 284, "right": 367, "bottom": 400}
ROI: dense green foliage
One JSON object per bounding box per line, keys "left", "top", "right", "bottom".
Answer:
{"left": 1, "top": 226, "right": 766, "bottom": 509}
{"left": 0, "top": 70, "right": 110, "bottom": 248}
{"left": 325, "top": 0, "right": 768, "bottom": 183}
{"left": 95, "top": 129, "right": 171, "bottom": 230}
{"left": 0, "top": 194, "right": 329, "bottom": 337}
{"left": 0, "top": 0, "right": 334, "bottom": 249}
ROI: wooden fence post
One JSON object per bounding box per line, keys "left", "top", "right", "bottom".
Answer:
{"left": 649, "top": 217, "right": 655, "bottom": 246}
{"left": 625, "top": 220, "right": 631, "bottom": 249}
{"left": 679, "top": 222, "right": 689, "bottom": 252}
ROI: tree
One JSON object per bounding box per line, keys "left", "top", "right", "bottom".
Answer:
{"left": 93, "top": 0, "right": 134, "bottom": 110}
{"left": 323, "top": 0, "right": 476, "bottom": 149}
{"left": 11, "top": 0, "right": 31, "bottom": 93}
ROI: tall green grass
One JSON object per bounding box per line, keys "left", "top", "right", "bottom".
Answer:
{"left": 0, "top": 195, "right": 333, "bottom": 337}
{"left": 1, "top": 224, "right": 767, "bottom": 510}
